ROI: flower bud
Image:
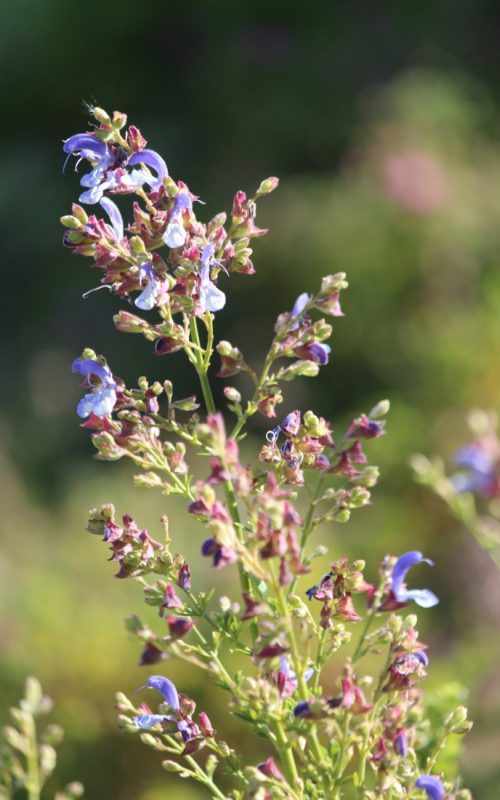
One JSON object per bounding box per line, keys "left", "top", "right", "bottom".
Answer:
{"left": 162, "top": 759, "right": 185, "bottom": 773}
{"left": 61, "top": 214, "right": 83, "bottom": 228}
{"left": 92, "top": 106, "right": 111, "bottom": 125}
{"left": 282, "top": 361, "right": 320, "bottom": 380}
{"left": 71, "top": 204, "right": 88, "bottom": 224}
{"left": 348, "top": 488, "right": 371, "bottom": 508}
{"left": 114, "top": 311, "right": 150, "bottom": 334}
{"left": 133, "top": 472, "right": 163, "bottom": 489}
{"left": 224, "top": 386, "right": 242, "bottom": 404}
{"left": 369, "top": 399, "right": 390, "bottom": 419}
{"left": 320, "top": 273, "right": 348, "bottom": 293}
{"left": 445, "top": 706, "right": 473, "bottom": 734}
{"left": 256, "top": 176, "right": 280, "bottom": 197}
{"left": 199, "top": 711, "right": 215, "bottom": 737}
{"left": 42, "top": 724, "right": 64, "bottom": 746}
{"left": 388, "top": 615, "right": 403, "bottom": 635}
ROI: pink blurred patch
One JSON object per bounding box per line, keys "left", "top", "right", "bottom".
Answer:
{"left": 383, "top": 152, "right": 449, "bottom": 213}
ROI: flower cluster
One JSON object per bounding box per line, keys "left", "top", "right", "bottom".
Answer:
{"left": 63, "top": 109, "right": 472, "bottom": 800}
{"left": 62, "top": 108, "right": 279, "bottom": 332}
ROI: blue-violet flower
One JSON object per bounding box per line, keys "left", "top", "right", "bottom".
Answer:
{"left": 71, "top": 357, "right": 117, "bottom": 419}
{"left": 390, "top": 551, "right": 439, "bottom": 608}
{"left": 415, "top": 774, "right": 445, "bottom": 800}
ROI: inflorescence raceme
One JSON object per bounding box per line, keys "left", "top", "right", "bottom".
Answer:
{"left": 63, "top": 107, "right": 472, "bottom": 800}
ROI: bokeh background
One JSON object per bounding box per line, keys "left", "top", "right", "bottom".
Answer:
{"left": 2, "top": 1, "right": 500, "bottom": 797}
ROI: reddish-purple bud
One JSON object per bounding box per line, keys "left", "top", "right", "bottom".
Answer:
{"left": 155, "top": 337, "right": 183, "bottom": 355}
{"left": 177, "top": 564, "right": 191, "bottom": 591}
{"left": 140, "top": 642, "right": 167, "bottom": 666}
{"left": 162, "top": 584, "right": 183, "bottom": 611}
{"left": 345, "top": 414, "right": 385, "bottom": 439}
{"left": 257, "top": 757, "right": 284, "bottom": 781}
{"left": 280, "top": 410, "right": 301, "bottom": 436}
{"left": 199, "top": 711, "right": 215, "bottom": 737}
{"left": 240, "top": 593, "right": 267, "bottom": 620}
{"left": 167, "top": 616, "right": 193, "bottom": 639}
{"left": 255, "top": 643, "right": 289, "bottom": 659}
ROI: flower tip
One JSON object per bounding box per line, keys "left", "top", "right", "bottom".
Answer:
{"left": 415, "top": 775, "right": 445, "bottom": 800}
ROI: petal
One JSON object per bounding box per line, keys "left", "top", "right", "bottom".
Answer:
{"left": 415, "top": 775, "right": 445, "bottom": 800}
{"left": 79, "top": 185, "right": 104, "bottom": 205}
{"left": 278, "top": 656, "right": 295, "bottom": 680}
{"left": 135, "top": 284, "right": 157, "bottom": 310}
{"left": 140, "top": 675, "right": 180, "bottom": 710}
{"left": 177, "top": 720, "right": 191, "bottom": 742}
{"left": 71, "top": 357, "right": 110, "bottom": 382}
{"left": 290, "top": 292, "right": 311, "bottom": 330}
{"left": 63, "top": 133, "right": 108, "bottom": 157}
{"left": 400, "top": 588, "right": 439, "bottom": 608}
{"left": 202, "top": 280, "right": 226, "bottom": 313}
{"left": 128, "top": 149, "right": 168, "bottom": 189}
{"left": 100, "top": 197, "right": 124, "bottom": 241}
{"left": 76, "top": 393, "right": 96, "bottom": 419}
{"left": 200, "top": 243, "right": 215, "bottom": 267}
{"left": 135, "top": 714, "right": 167, "bottom": 730}
{"left": 89, "top": 387, "right": 117, "bottom": 418}
{"left": 172, "top": 192, "right": 192, "bottom": 212}
{"left": 310, "top": 343, "right": 330, "bottom": 365}
{"left": 304, "top": 667, "right": 314, "bottom": 683}
{"left": 455, "top": 444, "right": 493, "bottom": 474}
{"left": 293, "top": 701, "right": 311, "bottom": 718}
{"left": 164, "top": 217, "right": 187, "bottom": 248}
{"left": 390, "top": 551, "right": 428, "bottom": 597}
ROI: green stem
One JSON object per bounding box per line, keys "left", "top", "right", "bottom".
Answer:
{"left": 188, "top": 316, "right": 256, "bottom": 612}
{"left": 273, "top": 579, "right": 324, "bottom": 766}
{"left": 425, "top": 732, "right": 449, "bottom": 773}
{"left": 164, "top": 733, "right": 227, "bottom": 800}
{"left": 355, "top": 646, "right": 393, "bottom": 793}
{"left": 288, "top": 474, "right": 325, "bottom": 597}
{"left": 351, "top": 610, "right": 375, "bottom": 663}
{"left": 25, "top": 716, "right": 40, "bottom": 800}
{"left": 272, "top": 720, "right": 301, "bottom": 788}
{"left": 229, "top": 350, "right": 276, "bottom": 440}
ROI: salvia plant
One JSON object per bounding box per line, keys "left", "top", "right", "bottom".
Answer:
{"left": 0, "top": 678, "right": 83, "bottom": 800}
{"left": 412, "top": 410, "right": 500, "bottom": 571}
{"left": 10, "top": 106, "right": 475, "bottom": 799}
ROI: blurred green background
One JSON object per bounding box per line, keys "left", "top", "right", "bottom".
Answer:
{"left": 2, "top": 1, "right": 500, "bottom": 797}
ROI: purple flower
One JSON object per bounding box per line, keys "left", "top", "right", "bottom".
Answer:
{"left": 290, "top": 292, "right": 311, "bottom": 330}
{"left": 128, "top": 149, "right": 168, "bottom": 191}
{"left": 99, "top": 197, "right": 124, "bottom": 241}
{"left": 415, "top": 775, "right": 445, "bottom": 800}
{"left": 134, "top": 675, "right": 181, "bottom": 731}
{"left": 135, "top": 263, "right": 161, "bottom": 310}
{"left": 63, "top": 133, "right": 116, "bottom": 205}
{"left": 278, "top": 656, "right": 314, "bottom": 697}
{"left": 135, "top": 713, "right": 169, "bottom": 730}
{"left": 390, "top": 551, "right": 439, "bottom": 608}
{"left": 393, "top": 729, "right": 407, "bottom": 756}
{"left": 199, "top": 244, "right": 226, "bottom": 313}
{"left": 294, "top": 342, "right": 331, "bottom": 365}
{"left": 293, "top": 701, "right": 311, "bottom": 718}
{"left": 164, "top": 193, "right": 192, "bottom": 248}
{"left": 452, "top": 442, "right": 497, "bottom": 495}
{"left": 71, "top": 357, "right": 117, "bottom": 419}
